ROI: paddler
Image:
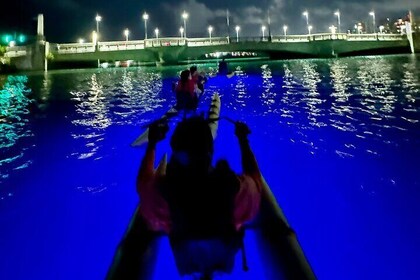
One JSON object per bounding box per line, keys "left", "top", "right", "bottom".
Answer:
{"left": 136, "top": 116, "right": 262, "bottom": 237}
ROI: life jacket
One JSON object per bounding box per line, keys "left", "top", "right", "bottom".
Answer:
{"left": 175, "top": 80, "right": 197, "bottom": 110}
{"left": 163, "top": 160, "right": 244, "bottom": 277}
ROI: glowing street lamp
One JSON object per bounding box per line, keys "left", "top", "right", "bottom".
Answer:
{"left": 261, "top": 25, "right": 266, "bottom": 40}
{"left": 182, "top": 11, "right": 189, "bottom": 38}
{"left": 208, "top": 26, "right": 213, "bottom": 42}
{"left": 334, "top": 10, "right": 341, "bottom": 33}
{"left": 308, "top": 25, "right": 313, "bottom": 35}
{"left": 78, "top": 38, "right": 85, "bottom": 44}
{"left": 142, "top": 12, "right": 149, "bottom": 39}
{"left": 95, "top": 14, "right": 102, "bottom": 39}
{"left": 179, "top": 27, "right": 184, "bottom": 38}
{"left": 303, "top": 11, "right": 309, "bottom": 33}
{"left": 379, "top": 25, "right": 384, "bottom": 34}
{"left": 124, "top": 29, "right": 129, "bottom": 42}
{"left": 369, "top": 11, "right": 376, "bottom": 33}
{"left": 283, "top": 25, "right": 288, "bottom": 37}
{"left": 235, "top": 25, "right": 240, "bottom": 42}
{"left": 155, "top": 28, "right": 159, "bottom": 39}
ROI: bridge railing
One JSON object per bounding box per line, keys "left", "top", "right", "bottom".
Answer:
{"left": 271, "top": 35, "right": 310, "bottom": 42}
{"left": 4, "top": 46, "right": 27, "bottom": 57}
{"left": 99, "top": 40, "right": 145, "bottom": 51}
{"left": 39, "top": 33, "right": 407, "bottom": 56}
{"left": 187, "top": 37, "right": 229, "bottom": 46}
{"left": 144, "top": 38, "right": 187, "bottom": 48}
{"left": 346, "top": 33, "right": 404, "bottom": 41}
{"left": 56, "top": 42, "right": 95, "bottom": 53}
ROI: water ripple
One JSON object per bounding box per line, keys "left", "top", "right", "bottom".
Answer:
{"left": 0, "top": 76, "right": 34, "bottom": 185}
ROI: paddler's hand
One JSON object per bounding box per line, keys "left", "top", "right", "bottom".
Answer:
{"left": 148, "top": 120, "right": 169, "bottom": 144}
{"left": 234, "top": 121, "right": 251, "bottom": 140}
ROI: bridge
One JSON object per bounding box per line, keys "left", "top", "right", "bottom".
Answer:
{"left": 3, "top": 15, "right": 419, "bottom": 71}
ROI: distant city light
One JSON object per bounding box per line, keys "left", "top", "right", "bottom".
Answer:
{"left": 18, "top": 34, "right": 26, "bottom": 43}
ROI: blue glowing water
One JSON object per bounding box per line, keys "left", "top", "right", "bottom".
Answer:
{"left": 1, "top": 55, "right": 420, "bottom": 280}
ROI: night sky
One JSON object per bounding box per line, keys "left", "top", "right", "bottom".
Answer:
{"left": 1, "top": 0, "right": 419, "bottom": 43}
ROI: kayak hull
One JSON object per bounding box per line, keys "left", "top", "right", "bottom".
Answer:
{"left": 106, "top": 179, "right": 315, "bottom": 280}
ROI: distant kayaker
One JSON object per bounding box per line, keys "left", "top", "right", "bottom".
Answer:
{"left": 174, "top": 70, "right": 198, "bottom": 111}
{"left": 190, "top": 65, "right": 207, "bottom": 94}
{"left": 218, "top": 58, "right": 228, "bottom": 75}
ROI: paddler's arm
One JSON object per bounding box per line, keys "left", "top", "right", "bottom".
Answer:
{"left": 137, "top": 121, "right": 169, "bottom": 186}
{"left": 137, "top": 142, "right": 156, "bottom": 185}
{"left": 235, "top": 122, "right": 261, "bottom": 178}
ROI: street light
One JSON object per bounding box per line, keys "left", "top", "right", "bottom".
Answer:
{"left": 369, "top": 11, "right": 376, "bottom": 33}
{"left": 308, "top": 25, "right": 313, "bottom": 35}
{"left": 208, "top": 26, "right": 213, "bottom": 42}
{"left": 182, "top": 11, "right": 188, "bottom": 38}
{"left": 78, "top": 38, "right": 85, "bottom": 44}
{"left": 235, "top": 25, "right": 240, "bottom": 42}
{"left": 334, "top": 10, "right": 341, "bottom": 33}
{"left": 155, "top": 28, "right": 159, "bottom": 39}
{"left": 179, "top": 27, "right": 184, "bottom": 38}
{"left": 379, "top": 25, "right": 384, "bottom": 34}
{"left": 303, "top": 11, "right": 309, "bottom": 33}
{"left": 95, "top": 14, "right": 102, "bottom": 39}
{"left": 283, "top": 25, "right": 288, "bottom": 38}
{"left": 142, "top": 12, "right": 149, "bottom": 40}
{"left": 124, "top": 29, "right": 129, "bottom": 42}
{"left": 261, "top": 25, "right": 266, "bottom": 40}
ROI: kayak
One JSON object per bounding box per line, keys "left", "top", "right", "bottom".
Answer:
{"left": 131, "top": 107, "right": 178, "bottom": 147}
{"left": 115, "top": 94, "right": 315, "bottom": 279}
{"left": 106, "top": 173, "right": 316, "bottom": 280}
{"left": 131, "top": 92, "right": 219, "bottom": 147}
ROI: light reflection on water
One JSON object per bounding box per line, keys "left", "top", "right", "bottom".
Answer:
{"left": 0, "top": 56, "right": 420, "bottom": 280}
{"left": 69, "top": 69, "right": 165, "bottom": 161}
{"left": 0, "top": 76, "right": 33, "bottom": 189}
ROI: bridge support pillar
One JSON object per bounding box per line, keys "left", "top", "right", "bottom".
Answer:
{"left": 28, "top": 14, "right": 48, "bottom": 71}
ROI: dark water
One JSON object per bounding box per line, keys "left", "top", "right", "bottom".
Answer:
{"left": 1, "top": 55, "right": 420, "bottom": 279}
